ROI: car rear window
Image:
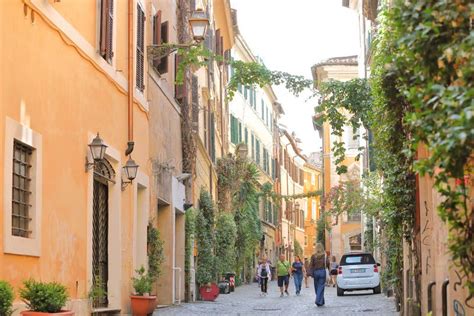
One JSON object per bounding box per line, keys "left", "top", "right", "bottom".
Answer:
{"left": 340, "top": 254, "right": 376, "bottom": 265}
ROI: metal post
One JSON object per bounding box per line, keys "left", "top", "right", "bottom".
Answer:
{"left": 442, "top": 279, "right": 449, "bottom": 316}
{"left": 427, "top": 281, "right": 436, "bottom": 313}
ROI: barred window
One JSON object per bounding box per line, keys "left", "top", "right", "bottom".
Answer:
{"left": 12, "top": 141, "right": 33, "bottom": 238}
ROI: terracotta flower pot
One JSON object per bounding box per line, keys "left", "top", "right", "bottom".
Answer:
{"left": 130, "top": 295, "right": 157, "bottom": 316}
{"left": 199, "top": 283, "right": 219, "bottom": 301}
{"left": 20, "top": 311, "right": 74, "bottom": 316}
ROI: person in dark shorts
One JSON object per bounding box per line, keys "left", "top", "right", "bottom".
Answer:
{"left": 329, "top": 255, "right": 338, "bottom": 287}
{"left": 276, "top": 254, "right": 291, "bottom": 297}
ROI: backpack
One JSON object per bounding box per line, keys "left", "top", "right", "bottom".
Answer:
{"left": 260, "top": 265, "right": 268, "bottom": 277}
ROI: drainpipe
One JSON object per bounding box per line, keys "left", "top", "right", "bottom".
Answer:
{"left": 127, "top": 0, "right": 135, "bottom": 156}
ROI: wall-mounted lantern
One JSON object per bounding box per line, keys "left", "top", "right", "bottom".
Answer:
{"left": 121, "top": 156, "right": 139, "bottom": 190}
{"left": 85, "top": 133, "right": 107, "bottom": 171}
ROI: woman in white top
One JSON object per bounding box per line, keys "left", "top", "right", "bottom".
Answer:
{"left": 329, "top": 255, "right": 339, "bottom": 287}
{"left": 257, "top": 257, "right": 272, "bottom": 295}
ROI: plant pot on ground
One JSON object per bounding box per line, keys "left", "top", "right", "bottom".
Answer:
{"left": 19, "top": 279, "right": 74, "bottom": 315}
{"left": 130, "top": 266, "right": 156, "bottom": 316}
{"left": 199, "top": 283, "right": 219, "bottom": 301}
{"left": 0, "top": 280, "right": 14, "bottom": 316}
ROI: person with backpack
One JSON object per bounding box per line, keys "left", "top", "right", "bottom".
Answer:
{"left": 257, "top": 257, "right": 271, "bottom": 296}
{"left": 276, "top": 254, "right": 291, "bottom": 297}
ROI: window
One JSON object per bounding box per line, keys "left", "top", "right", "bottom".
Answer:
{"left": 261, "top": 100, "right": 265, "bottom": 120}
{"left": 4, "top": 117, "right": 42, "bottom": 257}
{"left": 12, "top": 141, "right": 33, "bottom": 238}
{"left": 244, "top": 128, "right": 248, "bottom": 144}
{"left": 347, "top": 211, "right": 362, "bottom": 222}
{"left": 99, "top": 0, "right": 114, "bottom": 63}
{"left": 255, "top": 139, "right": 260, "bottom": 165}
{"left": 251, "top": 133, "right": 255, "bottom": 160}
{"left": 263, "top": 148, "right": 268, "bottom": 172}
{"left": 304, "top": 236, "right": 308, "bottom": 247}
{"left": 311, "top": 174, "right": 316, "bottom": 185}
{"left": 152, "top": 11, "right": 161, "bottom": 68}
{"left": 238, "top": 122, "right": 242, "bottom": 143}
{"left": 312, "top": 200, "right": 316, "bottom": 220}
{"left": 156, "top": 21, "right": 169, "bottom": 74}
{"left": 210, "top": 113, "right": 216, "bottom": 163}
{"left": 136, "top": 4, "right": 145, "bottom": 91}
{"left": 230, "top": 115, "right": 239, "bottom": 145}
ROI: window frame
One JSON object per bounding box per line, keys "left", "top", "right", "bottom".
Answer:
{"left": 3, "top": 117, "right": 42, "bottom": 257}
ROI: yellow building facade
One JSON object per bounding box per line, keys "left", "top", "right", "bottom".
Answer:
{"left": 302, "top": 163, "right": 322, "bottom": 260}
{"left": 311, "top": 56, "right": 365, "bottom": 261}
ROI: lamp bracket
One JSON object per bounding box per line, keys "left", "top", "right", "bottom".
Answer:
{"left": 85, "top": 156, "right": 94, "bottom": 172}
{"left": 147, "top": 43, "right": 199, "bottom": 60}
{"left": 121, "top": 179, "right": 132, "bottom": 191}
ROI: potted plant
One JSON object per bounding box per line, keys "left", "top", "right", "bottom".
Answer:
{"left": 19, "top": 279, "right": 73, "bottom": 315}
{"left": 0, "top": 280, "right": 14, "bottom": 316}
{"left": 130, "top": 266, "right": 156, "bottom": 316}
{"left": 88, "top": 275, "right": 107, "bottom": 316}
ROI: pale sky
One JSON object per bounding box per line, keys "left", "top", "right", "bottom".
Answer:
{"left": 230, "top": 0, "right": 360, "bottom": 154}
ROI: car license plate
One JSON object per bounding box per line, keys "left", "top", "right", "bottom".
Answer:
{"left": 351, "top": 268, "right": 365, "bottom": 273}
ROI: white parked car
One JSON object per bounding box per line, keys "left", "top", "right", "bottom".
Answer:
{"left": 336, "top": 252, "right": 381, "bottom": 296}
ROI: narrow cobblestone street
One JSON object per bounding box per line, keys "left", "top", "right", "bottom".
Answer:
{"left": 155, "top": 281, "right": 398, "bottom": 315}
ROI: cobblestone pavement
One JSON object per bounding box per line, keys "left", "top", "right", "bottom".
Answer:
{"left": 154, "top": 280, "right": 398, "bottom": 316}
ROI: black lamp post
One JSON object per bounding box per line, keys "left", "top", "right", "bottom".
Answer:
{"left": 121, "top": 156, "right": 139, "bottom": 190}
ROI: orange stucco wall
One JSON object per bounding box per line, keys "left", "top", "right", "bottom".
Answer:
{"left": 1, "top": 1, "right": 149, "bottom": 313}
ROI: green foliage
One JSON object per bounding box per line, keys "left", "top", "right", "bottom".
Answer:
{"left": 19, "top": 279, "right": 68, "bottom": 313}
{"left": 215, "top": 213, "right": 238, "bottom": 275}
{"left": 387, "top": 0, "right": 474, "bottom": 293}
{"left": 316, "top": 78, "right": 372, "bottom": 174}
{"left": 196, "top": 189, "right": 217, "bottom": 285}
{"left": 316, "top": 212, "right": 328, "bottom": 244}
{"left": 233, "top": 162, "right": 262, "bottom": 281}
{"left": 185, "top": 207, "right": 197, "bottom": 295}
{"left": 173, "top": 45, "right": 314, "bottom": 101}
{"left": 294, "top": 240, "right": 303, "bottom": 258}
{"left": 132, "top": 266, "right": 153, "bottom": 296}
{"left": 0, "top": 280, "right": 14, "bottom": 316}
{"left": 88, "top": 275, "right": 107, "bottom": 305}
{"left": 259, "top": 181, "right": 322, "bottom": 205}
{"left": 147, "top": 224, "right": 165, "bottom": 281}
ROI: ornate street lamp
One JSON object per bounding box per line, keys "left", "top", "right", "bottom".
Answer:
{"left": 85, "top": 133, "right": 107, "bottom": 171}
{"left": 188, "top": 8, "right": 209, "bottom": 42}
{"left": 121, "top": 156, "right": 139, "bottom": 190}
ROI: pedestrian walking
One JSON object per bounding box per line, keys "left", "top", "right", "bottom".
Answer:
{"left": 276, "top": 254, "right": 291, "bottom": 297}
{"left": 291, "top": 255, "right": 305, "bottom": 295}
{"left": 329, "top": 255, "right": 339, "bottom": 287}
{"left": 257, "top": 257, "right": 271, "bottom": 296}
{"left": 304, "top": 257, "right": 310, "bottom": 288}
{"left": 309, "top": 243, "right": 330, "bottom": 307}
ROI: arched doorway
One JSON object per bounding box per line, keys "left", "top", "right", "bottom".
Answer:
{"left": 92, "top": 159, "right": 115, "bottom": 308}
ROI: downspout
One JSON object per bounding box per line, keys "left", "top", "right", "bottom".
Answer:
{"left": 126, "top": 0, "right": 135, "bottom": 156}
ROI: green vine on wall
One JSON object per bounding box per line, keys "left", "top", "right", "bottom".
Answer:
{"left": 387, "top": 0, "right": 474, "bottom": 295}
{"left": 184, "top": 207, "right": 196, "bottom": 300}
{"left": 147, "top": 224, "right": 165, "bottom": 281}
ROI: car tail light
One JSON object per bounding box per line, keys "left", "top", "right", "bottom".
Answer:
{"left": 338, "top": 266, "right": 342, "bottom": 275}
{"left": 374, "top": 264, "right": 379, "bottom": 273}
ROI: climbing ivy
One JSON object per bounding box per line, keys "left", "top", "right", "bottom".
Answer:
{"left": 196, "top": 189, "right": 217, "bottom": 285}
{"left": 215, "top": 213, "right": 237, "bottom": 276}
{"left": 387, "top": 0, "right": 474, "bottom": 295}
{"left": 184, "top": 207, "right": 196, "bottom": 300}
{"left": 147, "top": 224, "right": 165, "bottom": 281}
{"left": 171, "top": 45, "right": 313, "bottom": 100}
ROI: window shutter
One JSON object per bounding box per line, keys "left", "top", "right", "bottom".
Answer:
{"left": 210, "top": 113, "right": 216, "bottom": 162}
{"left": 105, "top": 0, "right": 114, "bottom": 62}
{"left": 152, "top": 11, "right": 162, "bottom": 69}
{"left": 136, "top": 4, "right": 145, "bottom": 92}
{"left": 192, "top": 75, "right": 199, "bottom": 131}
{"left": 218, "top": 35, "right": 224, "bottom": 65}
{"left": 215, "top": 29, "right": 221, "bottom": 56}
{"left": 100, "top": 0, "right": 108, "bottom": 56}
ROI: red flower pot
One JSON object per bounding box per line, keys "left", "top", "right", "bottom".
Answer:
{"left": 20, "top": 311, "right": 74, "bottom": 316}
{"left": 130, "top": 295, "right": 157, "bottom": 316}
{"left": 199, "top": 283, "right": 219, "bottom": 301}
